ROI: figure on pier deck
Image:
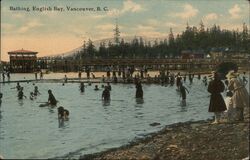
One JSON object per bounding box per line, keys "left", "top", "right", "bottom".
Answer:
{"left": 107, "top": 67, "right": 111, "bottom": 79}
{"left": 7, "top": 72, "right": 10, "bottom": 82}
{"left": 86, "top": 67, "right": 90, "bottom": 79}
{"left": 2, "top": 73, "right": 5, "bottom": 82}
{"left": 198, "top": 73, "right": 201, "bottom": 80}
{"left": 113, "top": 75, "right": 118, "bottom": 83}
{"left": 91, "top": 73, "right": 96, "bottom": 79}
{"left": 78, "top": 71, "right": 82, "bottom": 79}
{"left": 35, "top": 72, "right": 38, "bottom": 80}
{"left": 40, "top": 71, "right": 43, "bottom": 79}
{"left": 64, "top": 75, "right": 68, "bottom": 83}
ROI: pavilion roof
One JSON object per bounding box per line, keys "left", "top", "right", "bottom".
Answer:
{"left": 8, "top": 49, "right": 38, "bottom": 55}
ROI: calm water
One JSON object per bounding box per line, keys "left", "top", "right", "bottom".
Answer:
{"left": 0, "top": 73, "right": 248, "bottom": 159}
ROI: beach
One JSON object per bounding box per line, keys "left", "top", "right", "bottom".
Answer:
{"left": 81, "top": 116, "right": 249, "bottom": 160}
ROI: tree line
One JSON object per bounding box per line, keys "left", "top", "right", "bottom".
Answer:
{"left": 74, "top": 22, "right": 249, "bottom": 59}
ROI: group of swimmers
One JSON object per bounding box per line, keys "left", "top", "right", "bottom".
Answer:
{"left": 1, "top": 71, "right": 11, "bottom": 82}
{"left": 9, "top": 70, "right": 247, "bottom": 121}
{"left": 79, "top": 81, "right": 111, "bottom": 101}
{"left": 12, "top": 82, "right": 41, "bottom": 100}
{"left": 12, "top": 82, "right": 69, "bottom": 121}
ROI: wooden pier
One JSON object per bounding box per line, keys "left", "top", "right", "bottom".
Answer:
{"left": 36, "top": 58, "right": 249, "bottom": 72}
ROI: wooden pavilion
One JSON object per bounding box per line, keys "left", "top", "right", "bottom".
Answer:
{"left": 8, "top": 49, "right": 38, "bottom": 73}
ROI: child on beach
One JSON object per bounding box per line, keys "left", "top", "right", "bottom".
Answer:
{"left": 223, "top": 90, "right": 238, "bottom": 122}
{"left": 207, "top": 72, "right": 227, "bottom": 124}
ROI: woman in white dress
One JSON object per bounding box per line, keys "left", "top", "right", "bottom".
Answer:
{"left": 226, "top": 70, "right": 249, "bottom": 121}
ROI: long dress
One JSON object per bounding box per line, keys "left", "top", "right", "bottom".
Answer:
{"left": 228, "top": 77, "right": 249, "bottom": 109}
{"left": 208, "top": 79, "right": 227, "bottom": 112}
{"left": 136, "top": 83, "right": 143, "bottom": 98}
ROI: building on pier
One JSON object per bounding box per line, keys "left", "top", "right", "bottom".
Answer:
{"left": 8, "top": 49, "right": 38, "bottom": 73}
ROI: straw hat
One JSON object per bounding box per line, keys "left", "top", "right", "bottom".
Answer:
{"left": 226, "top": 70, "right": 239, "bottom": 79}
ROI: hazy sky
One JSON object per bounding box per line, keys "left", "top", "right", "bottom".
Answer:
{"left": 1, "top": 0, "right": 249, "bottom": 61}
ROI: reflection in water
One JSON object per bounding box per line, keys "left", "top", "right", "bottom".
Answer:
{"left": 136, "top": 98, "right": 144, "bottom": 105}
{"left": 102, "top": 100, "right": 110, "bottom": 106}
{"left": 18, "top": 100, "right": 24, "bottom": 106}
{"left": 49, "top": 107, "right": 55, "bottom": 113}
{"left": 181, "top": 100, "right": 186, "bottom": 107}
{"left": 180, "top": 105, "right": 188, "bottom": 112}
{"left": 58, "top": 118, "right": 70, "bottom": 128}
{"left": 134, "top": 112, "right": 144, "bottom": 119}
{"left": 58, "top": 119, "right": 65, "bottom": 128}
{"left": 0, "top": 109, "right": 2, "bottom": 121}
{"left": 135, "top": 98, "right": 144, "bottom": 119}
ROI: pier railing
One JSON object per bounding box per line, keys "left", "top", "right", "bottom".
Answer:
{"left": 9, "top": 57, "right": 250, "bottom": 72}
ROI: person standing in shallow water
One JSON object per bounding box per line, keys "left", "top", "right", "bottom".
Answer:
{"left": 102, "top": 86, "right": 110, "bottom": 101}
{"left": 179, "top": 82, "right": 189, "bottom": 106}
{"left": 0, "top": 92, "right": 2, "bottom": 104}
{"left": 34, "top": 86, "right": 40, "bottom": 96}
{"left": 18, "top": 87, "right": 25, "bottom": 100}
{"left": 16, "top": 82, "right": 21, "bottom": 91}
{"left": 207, "top": 72, "right": 227, "bottom": 124}
{"left": 135, "top": 81, "right": 143, "bottom": 99}
{"left": 48, "top": 90, "right": 57, "bottom": 105}
{"left": 107, "top": 82, "right": 112, "bottom": 91}
{"left": 80, "top": 82, "right": 85, "bottom": 92}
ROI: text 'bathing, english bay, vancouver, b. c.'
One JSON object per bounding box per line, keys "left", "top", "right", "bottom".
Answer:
{"left": 9, "top": 6, "right": 108, "bottom": 12}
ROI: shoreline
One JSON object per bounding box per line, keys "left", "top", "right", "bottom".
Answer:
{"left": 80, "top": 118, "right": 249, "bottom": 160}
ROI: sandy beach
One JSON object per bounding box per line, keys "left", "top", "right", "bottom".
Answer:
{"left": 81, "top": 116, "right": 249, "bottom": 160}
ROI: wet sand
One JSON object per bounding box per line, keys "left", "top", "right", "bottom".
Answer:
{"left": 80, "top": 116, "right": 249, "bottom": 160}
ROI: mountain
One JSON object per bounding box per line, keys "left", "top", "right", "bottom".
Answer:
{"left": 51, "top": 36, "right": 167, "bottom": 58}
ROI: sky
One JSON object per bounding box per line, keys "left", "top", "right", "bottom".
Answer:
{"left": 1, "top": 0, "right": 249, "bottom": 61}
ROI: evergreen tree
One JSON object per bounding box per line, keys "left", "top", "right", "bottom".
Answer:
{"left": 114, "top": 19, "right": 120, "bottom": 45}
